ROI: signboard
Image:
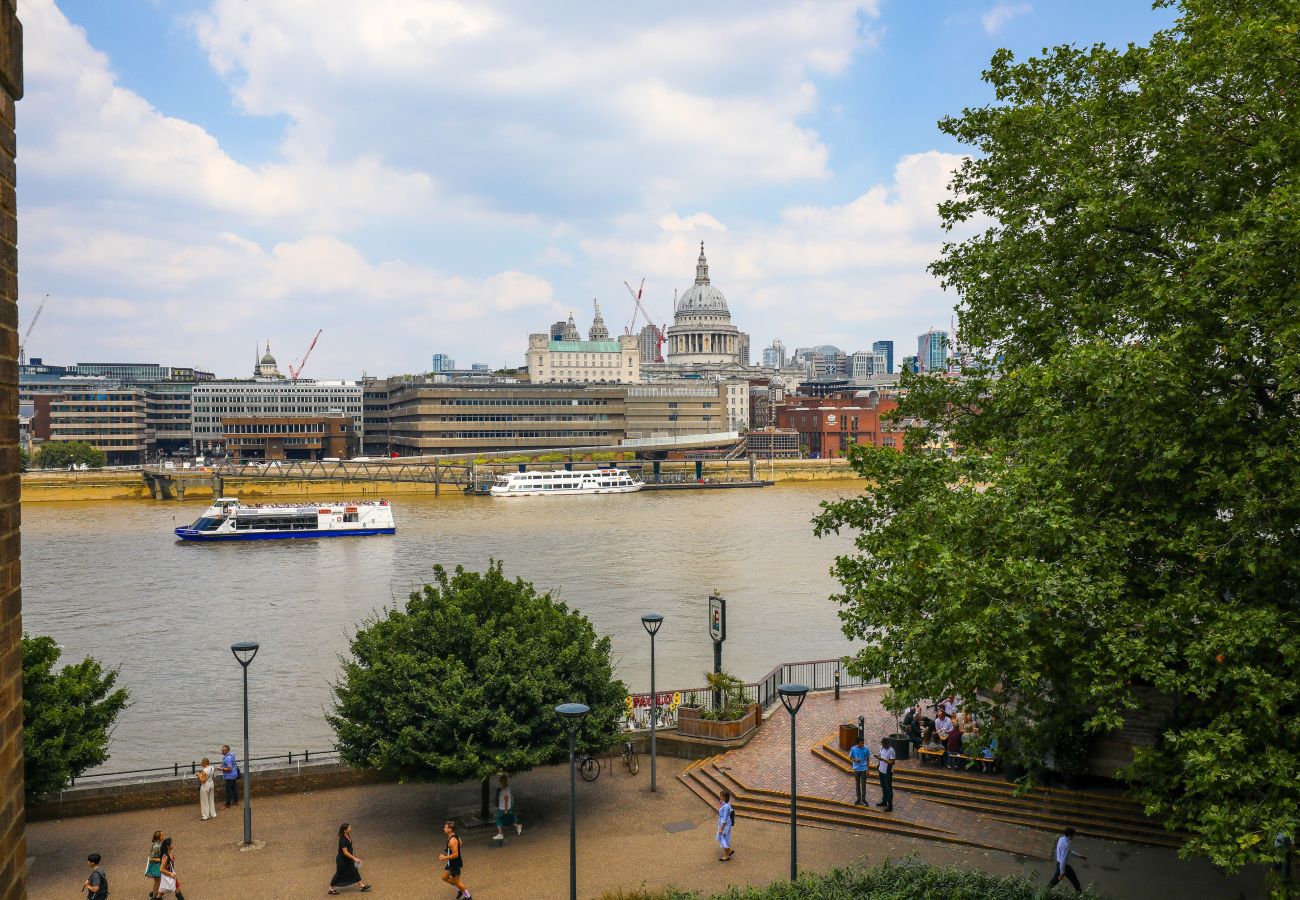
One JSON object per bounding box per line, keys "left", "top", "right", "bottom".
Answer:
{"left": 708, "top": 592, "right": 726, "bottom": 643}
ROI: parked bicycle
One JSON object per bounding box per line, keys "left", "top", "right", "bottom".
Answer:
{"left": 576, "top": 751, "right": 600, "bottom": 782}
{"left": 622, "top": 740, "right": 640, "bottom": 775}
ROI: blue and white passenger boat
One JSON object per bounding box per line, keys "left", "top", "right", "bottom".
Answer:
{"left": 174, "top": 498, "right": 396, "bottom": 541}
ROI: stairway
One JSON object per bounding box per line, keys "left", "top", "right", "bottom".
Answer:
{"left": 810, "top": 736, "right": 1183, "bottom": 849}
{"left": 676, "top": 755, "right": 978, "bottom": 847}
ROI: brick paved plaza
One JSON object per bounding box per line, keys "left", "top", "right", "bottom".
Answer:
{"left": 25, "top": 690, "right": 1261, "bottom": 899}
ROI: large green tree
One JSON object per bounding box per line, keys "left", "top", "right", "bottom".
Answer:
{"left": 23, "top": 634, "right": 129, "bottom": 803}
{"left": 330, "top": 563, "right": 626, "bottom": 801}
{"left": 34, "top": 441, "right": 105, "bottom": 469}
{"left": 816, "top": 0, "right": 1299, "bottom": 874}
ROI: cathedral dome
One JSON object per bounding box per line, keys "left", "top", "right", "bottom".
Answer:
{"left": 260, "top": 339, "right": 277, "bottom": 366}
{"left": 676, "top": 242, "right": 729, "bottom": 314}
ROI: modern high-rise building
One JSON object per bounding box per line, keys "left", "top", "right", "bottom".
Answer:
{"left": 470, "top": 363, "right": 490, "bottom": 373}
{"left": 872, "top": 340, "right": 894, "bottom": 374}
{"left": 636, "top": 323, "right": 663, "bottom": 363}
{"left": 901, "top": 355, "right": 919, "bottom": 374}
{"left": 917, "top": 329, "right": 949, "bottom": 373}
{"left": 431, "top": 353, "right": 456, "bottom": 373}
{"left": 762, "top": 339, "right": 786, "bottom": 369}
{"left": 191, "top": 381, "right": 364, "bottom": 453}
{"left": 850, "top": 350, "right": 888, "bottom": 380}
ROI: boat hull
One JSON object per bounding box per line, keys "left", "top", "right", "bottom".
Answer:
{"left": 489, "top": 485, "right": 644, "bottom": 497}
{"left": 175, "top": 527, "right": 396, "bottom": 542}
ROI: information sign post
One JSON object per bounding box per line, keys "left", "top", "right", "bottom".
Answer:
{"left": 708, "top": 591, "right": 726, "bottom": 709}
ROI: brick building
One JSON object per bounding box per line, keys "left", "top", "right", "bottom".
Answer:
{"left": 776, "top": 393, "right": 904, "bottom": 459}
{"left": 0, "top": 2, "right": 25, "bottom": 894}
{"left": 222, "top": 414, "right": 358, "bottom": 461}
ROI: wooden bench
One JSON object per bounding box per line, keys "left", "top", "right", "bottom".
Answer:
{"left": 917, "top": 747, "right": 1001, "bottom": 774}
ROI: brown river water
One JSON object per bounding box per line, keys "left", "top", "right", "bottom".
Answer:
{"left": 21, "top": 482, "right": 865, "bottom": 772}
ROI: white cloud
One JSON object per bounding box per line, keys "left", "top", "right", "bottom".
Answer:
{"left": 980, "top": 3, "right": 1032, "bottom": 36}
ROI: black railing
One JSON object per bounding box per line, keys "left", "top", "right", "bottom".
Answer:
{"left": 70, "top": 748, "right": 342, "bottom": 786}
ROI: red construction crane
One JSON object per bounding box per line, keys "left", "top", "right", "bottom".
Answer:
{"left": 288, "top": 329, "right": 323, "bottom": 381}
{"left": 623, "top": 279, "right": 666, "bottom": 362}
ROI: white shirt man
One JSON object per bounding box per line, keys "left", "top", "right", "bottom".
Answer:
{"left": 1048, "top": 827, "right": 1087, "bottom": 892}
{"left": 935, "top": 711, "right": 954, "bottom": 739}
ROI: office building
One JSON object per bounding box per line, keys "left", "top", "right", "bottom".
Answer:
{"left": 48, "top": 387, "right": 155, "bottom": 465}
{"left": 431, "top": 353, "right": 456, "bottom": 373}
{"left": 222, "top": 414, "right": 357, "bottom": 461}
{"left": 872, "top": 340, "right": 894, "bottom": 374}
{"left": 901, "top": 355, "right": 919, "bottom": 374}
{"left": 470, "top": 363, "right": 490, "bottom": 373}
{"left": 526, "top": 309, "right": 641, "bottom": 383}
{"left": 745, "top": 428, "right": 800, "bottom": 459}
{"left": 918, "top": 329, "right": 949, "bottom": 373}
{"left": 637, "top": 323, "right": 664, "bottom": 363}
{"left": 191, "top": 381, "right": 364, "bottom": 454}
{"left": 762, "top": 340, "right": 787, "bottom": 369}
{"left": 623, "top": 382, "right": 738, "bottom": 440}
{"left": 776, "top": 393, "right": 904, "bottom": 459}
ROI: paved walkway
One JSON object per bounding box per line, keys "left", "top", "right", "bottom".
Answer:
{"left": 25, "top": 699, "right": 1261, "bottom": 899}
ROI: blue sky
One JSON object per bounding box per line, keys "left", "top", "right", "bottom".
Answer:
{"left": 20, "top": 0, "right": 1174, "bottom": 378}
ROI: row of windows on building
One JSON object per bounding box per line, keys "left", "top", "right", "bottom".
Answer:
{"left": 224, "top": 422, "right": 336, "bottom": 434}
{"left": 391, "top": 429, "right": 616, "bottom": 440}
{"left": 427, "top": 414, "right": 614, "bottom": 423}
{"left": 413, "top": 398, "right": 613, "bottom": 407}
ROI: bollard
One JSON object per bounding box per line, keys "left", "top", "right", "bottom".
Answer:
{"left": 834, "top": 670, "right": 841, "bottom": 701}
{"left": 173, "top": 763, "right": 179, "bottom": 777}
{"left": 190, "top": 761, "right": 196, "bottom": 774}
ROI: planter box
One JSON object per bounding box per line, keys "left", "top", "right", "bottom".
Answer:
{"left": 676, "top": 703, "right": 762, "bottom": 742}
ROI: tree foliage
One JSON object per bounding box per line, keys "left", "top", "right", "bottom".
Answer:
{"left": 34, "top": 441, "right": 105, "bottom": 469}
{"left": 23, "top": 634, "right": 129, "bottom": 803}
{"left": 329, "top": 562, "right": 626, "bottom": 784}
{"left": 816, "top": 0, "right": 1299, "bottom": 872}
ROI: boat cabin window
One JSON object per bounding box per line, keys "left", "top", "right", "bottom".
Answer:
{"left": 189, "top": 516, "right": 223, "bottom": 532}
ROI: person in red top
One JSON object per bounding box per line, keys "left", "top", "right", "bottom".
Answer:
{"left": 944, "top": 722, "right": 964, "bottom": 769}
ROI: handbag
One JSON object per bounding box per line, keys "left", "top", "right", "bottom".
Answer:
{"left": 159, "top": 872, "right": 177, "bottom": 893}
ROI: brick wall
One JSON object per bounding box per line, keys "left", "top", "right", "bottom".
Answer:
{"left": 0, "top": 1, "right": 21, "bottom": 897}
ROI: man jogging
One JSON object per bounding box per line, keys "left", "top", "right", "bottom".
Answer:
{"left": 440, "top": 820, "right": 471, "bottom": 899}
{"left": 1047, "top": 826, "right": 1087, "bottom": 892}
{"left": 849, "top": 736, "right": 871, "bottom": 806}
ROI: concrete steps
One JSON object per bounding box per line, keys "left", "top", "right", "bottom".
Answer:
{"left": 676, "top": 755, "right": 977, "bottom": 848}
{"left": 811, "top": 736, "right": 1183, "bottom": 850}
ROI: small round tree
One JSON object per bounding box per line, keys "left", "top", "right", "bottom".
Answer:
{"left": 329, "top": 562, "right": 626, "bottom": 811}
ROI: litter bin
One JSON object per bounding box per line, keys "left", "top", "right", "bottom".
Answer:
{"left": 838, "top": 723, "right": 858, "bottom": 751}
{"left": 887, "top": 734, "right": 911, "bottom": 761}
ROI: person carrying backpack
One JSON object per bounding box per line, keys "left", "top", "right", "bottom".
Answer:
{"left": 716, "top": 789, "right": 735, "bottom": 861}
{"left": 84, "top": 853, "right": 109, "bottom": 899}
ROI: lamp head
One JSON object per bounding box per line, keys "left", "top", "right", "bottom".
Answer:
{"left": 231, "top": 641, "right": 260, "bottom": 668}
{"left": 555, "top": 702, "right": 591, "bottom": 724}
{"left": 640, "top": 613, "right": 664, "bottom": 636}
{"left": 778, "top": 682, "right": 809, "bottom": 716}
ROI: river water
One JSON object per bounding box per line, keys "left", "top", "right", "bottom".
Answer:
{"left": 21, "top": 482, "right": 866, "bottom": 772}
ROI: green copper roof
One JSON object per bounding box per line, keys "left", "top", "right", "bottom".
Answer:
{"left": 548, "top": 340, "right": 622, "bottom": 352}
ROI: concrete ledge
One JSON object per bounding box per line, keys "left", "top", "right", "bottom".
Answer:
{"left": 28, "top": 763, "right": 392, "bottom": 821}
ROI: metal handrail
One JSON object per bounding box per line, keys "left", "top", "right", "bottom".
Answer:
{"left": 70, "top": 748, "right": 342, "bottom": 786}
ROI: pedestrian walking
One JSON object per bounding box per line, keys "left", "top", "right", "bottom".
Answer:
{"left": 1047, "top": 826, "right": 1087, "bottom": 892}
{"left": 849, "top": 736, "right": 871, "bottom": 805}
{"left": 875, "top": 736, "right": 896, "bottom": 812}
{"left": 145, "top": 830, "right": 164, "bottom": 899}
{"left": 83, "top": 853, "right": 108, "bottom": 899}
{"left": 196, "top": 757, "right": 216, "bottom": 820}
{"left": 440, "top": 820, "right": 471, "bottom": 899}
{"left": 329, "top": 823, "right": 372, "bottom": 894}
{"left": 221, "top": 744, "right": 239, "bottom": 808}
{"left": 157, "top": 837, "right": 186, "bottom": 900}
{"left": 493, "top": 774, "right": 523, "bottom": 841}
{"left": 716, "top": 789, "right": 735, "bottom": 861}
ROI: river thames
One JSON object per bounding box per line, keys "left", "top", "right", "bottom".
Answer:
{"left": 22, "top": 482, "right": 865, "bottom": 772}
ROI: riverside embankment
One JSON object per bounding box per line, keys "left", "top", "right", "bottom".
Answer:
{"left": 21, "top": 457, "right": 855, "bottom": 502}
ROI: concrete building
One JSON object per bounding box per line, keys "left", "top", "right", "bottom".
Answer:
{"left": 850, "top": 349, "right": 889, "bottom": 381}
{"left": 66, "top": 362, "right": 213, "bottom": 382}
{"left": 192, "top": 381, "right": 364, "bottom": 454}
{"left": 142, "top": 381, "right": 197, "bottom": 455}
{"left": 872, "top": 340, "right": 894, "bottom": 374}
{"left": 623, "top": 382, "right": 735, "bottom": 440}
{"left": 776, "top": 393, "right": 904, "bottom": 459}
{"left": 362, "top": 378, "right": 393, "bottom": 455}
{"left": 385, "top": 381, "right": 626, "bottom": 456}
{"left": 745, "top": 427, "right": 801, "bottom": 459}
{"left": 431, "top": 353, "right": 456, "bottom": 373}
{"left": 664, "top": 243, "right": 748, "bottom": 366}
{"left": 918, "top": 329, "right": 949, "bottom": 373}
{"left": 222, "top": 414, "right": 357, "bottom": 461}
{"left": 48, "top": 387, "right": 155, "bottom": 466}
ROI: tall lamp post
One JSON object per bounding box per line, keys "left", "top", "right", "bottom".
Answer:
{"left": 556, "top": 702, "right": 590, "bottom": 900}
{"left": 778, "top": 683, "right": 809, "bottom": 884}
{"left": 640, "top": 613, "right": 664, "bottom": 792}
{"left": 230, "top": 641, "right": 259, "bottom": 847}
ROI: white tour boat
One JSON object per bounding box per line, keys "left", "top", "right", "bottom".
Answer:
{"left": 174, "top": 498, "right": 396, "bottom": 541}
{"left": 489, "top": 468, "right": 644, "bottom": 498}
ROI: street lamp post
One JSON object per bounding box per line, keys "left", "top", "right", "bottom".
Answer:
{"left": 556, "top": 702, "right": 590, "bottom": 900}
{"left": 641, "top": 613, "right": 664, "bottom": 792}
{"left": 230, "top": 641, "right": 260, "bottom": 847}
{"left": 778, "top": 683, "right": 809, "bottom": 884}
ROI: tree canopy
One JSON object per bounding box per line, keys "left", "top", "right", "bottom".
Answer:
{"left": 816, "top": 0, "right": 1299, "bottom": 873}
{"left": 329, "top": 562, "right": 626, "bottom": 785}
{"left": 23, "top": 634, "right": 129, "bottom": 803}
{"left": 34, "top": 441, "right": 105, "bottom": 469}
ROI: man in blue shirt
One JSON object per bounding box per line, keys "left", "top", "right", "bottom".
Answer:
{"left": 221, "top": 744, "right": 239, "bottom": 808}
{"left": 848, "top": 736, "right": 871, "bottom": 806}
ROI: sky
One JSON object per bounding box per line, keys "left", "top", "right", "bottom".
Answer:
{"left": 18, "top": 0, "right": 1175, "bottom": 379}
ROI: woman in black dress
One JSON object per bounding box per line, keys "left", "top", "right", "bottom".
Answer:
{"left": 329, "top": 823, "right": 371, "bottom": 894}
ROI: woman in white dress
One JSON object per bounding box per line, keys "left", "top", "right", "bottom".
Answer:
{"left": 195, "top": 757, "right": 216, "bottom": 821}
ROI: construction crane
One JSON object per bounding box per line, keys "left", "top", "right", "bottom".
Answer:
{"left": 288, "top": 329, "right": 323, "bottom": 381}
{"left": 623, "top": 279, "right": 667, "bottom": 362}
{"left": 19, "top": 294, "right": 47, "bottom": 366}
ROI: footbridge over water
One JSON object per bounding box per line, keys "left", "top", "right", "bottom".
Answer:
{"left": 140, "top": 432, "right": 747, "bottom": 500}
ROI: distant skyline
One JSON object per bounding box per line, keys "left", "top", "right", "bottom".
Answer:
{"left": 20, "top": 1, "right": 1173, "bottom": 378}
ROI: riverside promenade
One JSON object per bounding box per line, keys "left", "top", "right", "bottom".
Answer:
{"left": 26, "top": 690, "right": 1260, "bottom": 900}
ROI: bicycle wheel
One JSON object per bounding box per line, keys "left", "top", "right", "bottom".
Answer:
{"left": 625, "top": 749, "right": 640, "bottom": 775}
{"left": 578, "top": 755, "right": 600, "bottom": 782}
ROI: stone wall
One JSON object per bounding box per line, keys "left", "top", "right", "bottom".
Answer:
{"left": 0, "top": 1, "right": 22, "bottom": 896}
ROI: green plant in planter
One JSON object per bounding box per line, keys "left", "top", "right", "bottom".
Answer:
{"left": 700, "top": 671, "right": 748, "bottom": 722}
{"left": 684, "top": 691, "right": 700, "bottom": 708}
